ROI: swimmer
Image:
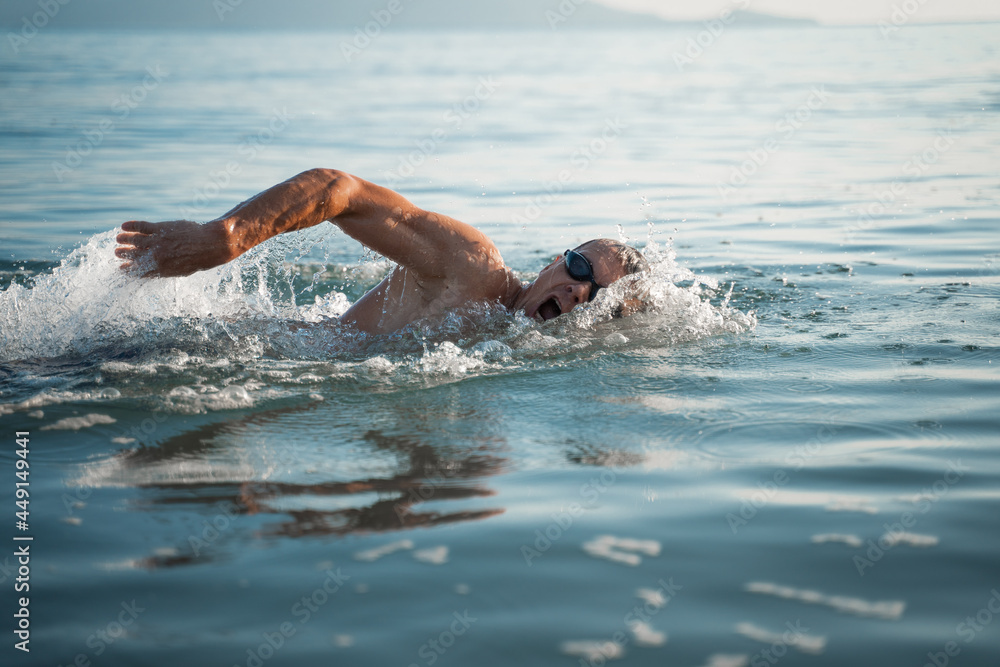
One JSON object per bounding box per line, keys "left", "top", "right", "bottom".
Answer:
{"left": 115, "top": 169, "right": 647, "bottom": 334}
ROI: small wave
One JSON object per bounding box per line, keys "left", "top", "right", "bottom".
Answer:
{"left": 734, "top": 622, "right": 826, "bottom": 655}
{"left": 353, "top": 539, "right": 414, "bottom": 562}
{"left": 412, "top": 545, "right": 449, "bottom": 565}
{"left": 811, "top": 533, "right": 864, "bottom": 548}
{"left": 582, "top": 535, "right": 661, "bottom": 567}
{"left": 879, "top": 531, "right": 938, "bottom": 548}
{"left": 560, "top": 640, "right": 625, "bottom": 662}
{"left": 39, "top": 413, "right": 116, "bottom": 431}
{"left": 743, "top": 581, "right": 906, "bottom": 620}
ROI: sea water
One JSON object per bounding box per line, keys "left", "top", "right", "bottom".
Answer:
{"left": 1, "top": 24, "right": 998, "bottom": 667}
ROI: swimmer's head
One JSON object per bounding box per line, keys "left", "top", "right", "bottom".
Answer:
{"left": 574, "top": 239, "right": 650, "bottom": 317}
{"left": 521, "top": 239, "right": 649, "bottom": 322}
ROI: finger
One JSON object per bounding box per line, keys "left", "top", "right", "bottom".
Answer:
{"left": 121, "top": 220, "right": 155, "bottom": 234}
{"left": 115, "top": 231, "right": 152, "bottom": 246}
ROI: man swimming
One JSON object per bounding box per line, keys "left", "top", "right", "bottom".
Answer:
{"left": 115, "top": 169, "right": 647, "bottom": 334}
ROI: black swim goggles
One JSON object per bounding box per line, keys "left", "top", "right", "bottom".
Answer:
{"left": 564, "top": 249, "right": 603, "bottom": 302}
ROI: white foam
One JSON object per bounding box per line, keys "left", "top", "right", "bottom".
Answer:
{"left": 604, "top": 332, "right": 628, "bottom": 345}
{"left": 41, "top": 413, "right": 117, "bottom": 431}
{"left": 1, "top": 392, "right": 78, "bottom": 415}
{"left": 161, "top": 384, "right": 261, "bottom": 414}
{"left": 416, "top": 342, "right": 487, "bottom": 376}
{"left": 880, "top": 531, "right": 938, "bottom": 548}
{"left": 0, "top": 229, "right": 358, "bottom": 363}
{"left": 565, "top": 235, "right": 757, "bottom": 343}
{"left": 629, "top": 621, "right": 667, "bottom": 647}
{"left": 413, "top": 546, "right": 449, "bottom": 565}
{"left": 559, "top": 640, "right": 625, "bottom": 661}
{"left": 360, "top": 356, "right": 395, "bottom": 372}
{"left": 824, "top": 497, "right": 878, "bottom": 514}
{"left": 811, "top": 533, "right": 863, "bottom": 548}
{"left": 583, "top": 535, "right": 660, "bottom": 567}
{"left": 734, "top": 622, "right": 826, "bottom": 654}
{"left": 635, "top": 587, "right": 667, "bottom": 609}
{"left": 353, "top": 539, "right": 414, "bottom": 562}
{"left": 744, "top": 581, "right": 905, "bottom": 620}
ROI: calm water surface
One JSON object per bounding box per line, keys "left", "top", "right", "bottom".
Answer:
{"left": 1, "top": 24, "right": 999, "bottom": 667}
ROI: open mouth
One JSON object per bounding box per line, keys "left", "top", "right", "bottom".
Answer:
{"left": 537, "top": 297, "right": 562, "bottom": 321}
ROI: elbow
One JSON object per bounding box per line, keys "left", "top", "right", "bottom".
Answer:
{"left": 298, "top": 167, "right": 352, "bottom": 184}
{"left": 297, "top": 168, "right": 358, "bottom": 220}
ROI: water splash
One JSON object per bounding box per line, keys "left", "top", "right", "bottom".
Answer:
{"left": 0, "top": 230, "right": 347, "bottom": 362}
{"left": 0, "top": 229, "right": 755, "bottom": 413}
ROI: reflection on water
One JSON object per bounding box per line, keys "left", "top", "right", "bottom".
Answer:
{"left": 74, "top": 401, "right": 508, "bottom": 569}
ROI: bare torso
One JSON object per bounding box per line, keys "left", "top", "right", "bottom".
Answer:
{"left": 341, "top": 250, "right": 521, "bottom": 334}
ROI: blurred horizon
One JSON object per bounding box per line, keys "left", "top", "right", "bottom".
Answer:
{"left": 2, "top": 0, "right": 999, "bottom": 33}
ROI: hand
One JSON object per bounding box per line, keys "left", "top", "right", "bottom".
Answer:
{"left": 115, "top": 219, "right": 235, "bottom": 278}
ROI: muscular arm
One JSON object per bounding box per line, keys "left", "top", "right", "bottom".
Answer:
{"left": 115, "top": 169, "right": 499, "bottom": 280}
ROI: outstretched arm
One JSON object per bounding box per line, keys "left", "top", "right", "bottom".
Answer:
{"left": 115, "top": 169, "right": 498, "bottom": 280}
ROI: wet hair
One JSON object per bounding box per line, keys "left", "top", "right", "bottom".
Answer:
{"left": 574, "top": 238, "right": 649, "bottom": 277}
{"left": 574, "top": 239, "right": 650, "bottom": 317}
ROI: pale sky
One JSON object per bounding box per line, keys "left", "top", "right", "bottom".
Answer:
{"left": 596, "top": 0, "right": 1000, "bottom": 25}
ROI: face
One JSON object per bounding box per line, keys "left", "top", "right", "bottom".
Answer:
{"left": 522, "top": 246, "right": 627, "bottom": 322}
